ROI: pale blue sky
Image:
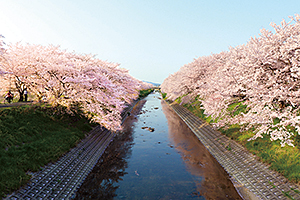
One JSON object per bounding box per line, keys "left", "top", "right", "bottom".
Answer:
{"left": 1, "top": 0, "right": 300, "bottom": 83}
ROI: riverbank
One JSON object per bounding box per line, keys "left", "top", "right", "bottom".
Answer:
{"left": 0, "top": 104, "right": 94, "bottom": 198}
{"left": 169, "top": 100, "right": 300, "bottom": 199}
{"left": 181, "top": 97, "right": 300, "bottom": 183}
{"left": 1, "top": 89, "right": 154, "bottom": 199}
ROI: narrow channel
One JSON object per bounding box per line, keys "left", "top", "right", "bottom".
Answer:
{"left": 75, "top": 92, "right": 242, "bottom": 199}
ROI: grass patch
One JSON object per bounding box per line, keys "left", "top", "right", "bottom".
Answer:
{"left": 181, "top": 96, "right": 300, "bottom": 185}
{"left": 174, "top": 94, "right": 188, "bottom": 104}
{"left": 226, "top": 143, "right": 232, "bottom": 151}
{"left": 291, "top": 188, "right": 300, "bottom": 194}
{"left": 183, "top": 96, "right": 207, "bottom": 120}
{"left": 282, "top": 191, "right": 295, "bottom": 200}
{"left": 0, "top": 104, "right": 95, "bottom": 198}
{"left": 218, "top": 124, "right": 300, "bottom": 183}
{"left": 138, "top": 88, "right": 154, "bottom": 99}
{"left": 227, "top": 101, "right": 248, "bottom": 117}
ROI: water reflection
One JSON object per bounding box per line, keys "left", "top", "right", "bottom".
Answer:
{"left": 161, "top": 100, "right": 242, "bottom": 200}
{"left": 74, "top": 100, "right": 146, "bottom": 200}
{"left": 114, "top": 93, "right": 206, "bottom": 200}
{"left": 75, "top": 93, "right": 242, "bottom": 200}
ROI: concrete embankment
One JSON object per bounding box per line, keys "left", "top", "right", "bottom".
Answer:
{"left": 169, "top": 102, "right": 300, "bottom": 200}
{"left": 5, "top": 102, "right": 137, "bottom": 199}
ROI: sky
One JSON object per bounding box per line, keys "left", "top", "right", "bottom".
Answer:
{"left": 1, "top": 0, "right": 300, "bottom": 84}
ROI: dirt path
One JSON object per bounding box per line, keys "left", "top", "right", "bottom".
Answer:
{"left": 0, "top": 101, "right": 34, "bottom": 108}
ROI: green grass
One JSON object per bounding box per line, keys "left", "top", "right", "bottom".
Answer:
{"left": 291, "top": 188, "right": 300, "bottom": 194}
{"left": 227, "top": 101, "right": 249, "bottom": 116}
{"left": 183, "top": 96, "right": 207, "bottom": 120}
{"left": 219, "top": 124, "right": 300, "bottom": 183}
{"left": 138, "top": 88, "right": 154, "bottom": 99}
{"left": 174, "top": 94, "right": 188, "bottom": 104}
{"left": 178, "top": 94, "right": 300, "bottom": 185}
{"left": 0, "top": 104, "right": 95, "bottom": 198}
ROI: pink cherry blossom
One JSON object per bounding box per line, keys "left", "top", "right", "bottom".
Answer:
{"left": 0, "top": 42, "right": 152, "bottom": 131}
{"left": 161, "top": 14, "right": 300, "bottom": 147}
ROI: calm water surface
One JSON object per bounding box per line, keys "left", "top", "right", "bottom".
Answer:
{"left": 75, "top": 92, "right": 242, "bottom": 200}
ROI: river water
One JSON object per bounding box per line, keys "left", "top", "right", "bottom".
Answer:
{"left": 75, "top": 92, "right": 242, "bottom": 200}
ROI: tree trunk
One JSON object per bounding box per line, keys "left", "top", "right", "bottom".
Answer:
{"left": 18, "top": 91, "right": 24, "bottom": 102}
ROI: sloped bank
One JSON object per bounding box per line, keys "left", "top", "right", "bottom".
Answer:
{"left": 4, "top": 109, "right": 126, "bottom": 199}
{"left": 4, "top": 90, "right": 153, "bottom": 199}
{"left": 167, "top": 101, "right": 300, "bottom": 200}
{"left": 0, "top": 104, "right": 95, "bottom": 199}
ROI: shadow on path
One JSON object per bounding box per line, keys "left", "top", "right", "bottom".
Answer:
{"left": 0, "top": 101, "right": 34, "bottom": 108}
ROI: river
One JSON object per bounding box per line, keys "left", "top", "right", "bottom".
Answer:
{"left": 74, "top": 92, "right": 242, "bottom": 200}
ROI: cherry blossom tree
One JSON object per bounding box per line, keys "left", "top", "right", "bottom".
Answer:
{"left": 0, "top": 35, "right": 7, "bottom": 74}
{"left": 161, "top": 14, "right": 300, "bottom": 147}
{"left": 0, "top": 42, "right": 152, "bottom": 131}
{"left": 0, "top": 35, "right": 12, "bottom": 97}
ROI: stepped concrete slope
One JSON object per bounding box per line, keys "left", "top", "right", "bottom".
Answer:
{"left": 8, "top": 127, "right": 114, "bottom": 199}
{"left": 169, "top": 102, "right": 300, "bottom": 200}
{"left": 5, "top": 102, "right": 136, "bottom": 200}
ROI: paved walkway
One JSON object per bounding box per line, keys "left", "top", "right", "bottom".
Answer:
{"left": 169, "top": 102, "right": 300, "bottom": 200}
